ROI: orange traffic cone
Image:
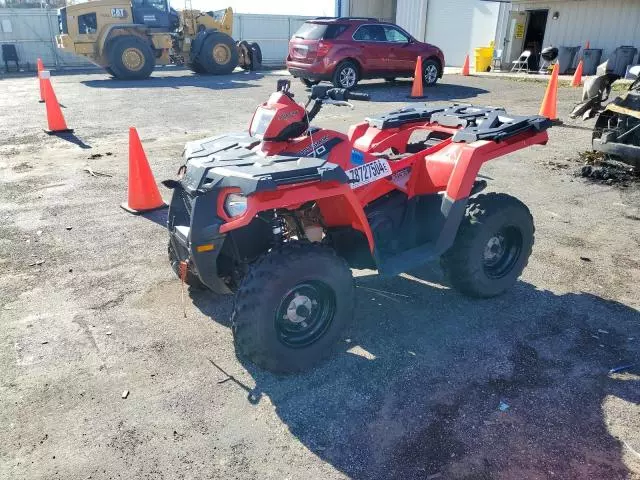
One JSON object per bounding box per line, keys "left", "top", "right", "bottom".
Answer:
{"left": 121, "top": 127, "right": 167, "bottom": 214}
{"left": 462, "top": 54, "right": 470, "bottom": 76}
{"left": 572, "top": 60, "right": 584, "bottom": 87}
{"left": 37, "top": 58, "right": 45, "bottom": 103}
{"left": 539, "top": 63, "right": 559, "bottom": 122}
{"left": 408, "top": 56, "right": 426, "bottom": 99}
{"left": 41, "top": 71, "right": 73, "bottom": 134}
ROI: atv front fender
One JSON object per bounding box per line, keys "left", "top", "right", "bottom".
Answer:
{"left": 218, "top": 183, "right": 375, "bottom": 252}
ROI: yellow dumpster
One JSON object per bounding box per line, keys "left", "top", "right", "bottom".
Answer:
{"left": 475, "top": 41, "right": 494, "bottom": 73}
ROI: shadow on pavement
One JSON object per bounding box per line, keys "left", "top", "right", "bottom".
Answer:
{"left": 353, "top": 80, "right": 489, "bottom": 103}
{"left": 191, "top": 269, "right": 639, "bottom": 479}
{"left": 50, "top": 131, "right": 92, "bottom": 149}
{"left": 82, "top": 71, "right": 264, "bottom": 90}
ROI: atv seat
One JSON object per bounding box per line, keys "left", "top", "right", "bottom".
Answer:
{"left": 365, "top": 106, "right": 446, "bottom": 129}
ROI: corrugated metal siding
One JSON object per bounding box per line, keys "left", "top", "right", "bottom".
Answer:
{"left": 0, "top": 8, "right": 89, "bottom": 68}
{"left": 396, "top": 0, "right": 428, "bottom": 42}
{"left": 423, "top": 0, "right": 500, "bottom": 67}
{"left": 232, "top": 14, "right": 314, "bottom": 66}
{"left": 0, "top": 10, "right": 313, "bottom": 70}
{"left": 511, "top": 0, "right": 640, "bottom": 63}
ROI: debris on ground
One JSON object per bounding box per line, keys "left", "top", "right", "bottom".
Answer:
{"left": 575, "top": 151, "right": 640, "bottom": 186}
{"left": 609, "top": 364, "right": 635, "bottom": 374}
{"left": 83, "top": 166, "right": 113, "bottom": 178}
{"left": 580, "top": 256, "right": 592, "bottom": 262}
{"left": 498, "top": 401, "right": 510, "bottom": 412}
{"left": 88, "top": 153, "right": 102, "bottom": 159}
{"left": 12, "top": 162, "right": 33, "bottom": 172}
{"left": 121, "top": 390, "right": 129, "bottom": 399}
{"left": 28, "top": 260, "right": 45, "bottom": 267}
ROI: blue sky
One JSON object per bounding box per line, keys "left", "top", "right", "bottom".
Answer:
{"left": 170, "top": 0, "right": 336, "bottom": 16}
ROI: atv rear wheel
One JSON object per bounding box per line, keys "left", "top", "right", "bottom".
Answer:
{"left": 440, "top": 193, "right": 534, "bottom": 298}
{"left": 107, "top": 36, "right": 155, "bottom": 80}
{"left": 232, "top": 243, "right": 354, "bottom": 374}
{"left": 199, "top": 32, "right": 239, "bottom": 75}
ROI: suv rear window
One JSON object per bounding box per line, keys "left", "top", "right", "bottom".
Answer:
{"left": 293, "top": 22, "right": 348, "bottom": 40}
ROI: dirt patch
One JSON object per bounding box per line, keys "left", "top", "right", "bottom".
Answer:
{"left": 575, "top": 151, "right": 640, "bottom": 187}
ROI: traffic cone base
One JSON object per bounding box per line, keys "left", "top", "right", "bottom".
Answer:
{"left": 120, "top": 200, "right": 166, "bottom": 215}
{"left": 461, "top": 54, "right": 470, "bottom": 76}
{"left": 121, "top": 127, "right": 167, "bottom": 214}
{"left": 408, "top": 56, "right": 426, "bottom": 99}
{"left": 41, "top": 71, "right": 73, "bottom": 134}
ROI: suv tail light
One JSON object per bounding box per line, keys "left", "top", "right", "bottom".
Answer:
{"left": 317, "top": 41, "right": 332, "bottom": 58}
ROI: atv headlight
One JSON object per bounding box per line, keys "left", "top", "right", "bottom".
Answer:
{"left": 224, "top": 193, "right": 248, "bottom": 217}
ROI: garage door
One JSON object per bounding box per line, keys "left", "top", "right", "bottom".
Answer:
{"left": 423, "top": 0, "right": 500, "bottom": 67}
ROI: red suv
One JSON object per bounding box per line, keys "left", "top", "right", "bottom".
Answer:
{"left": 286, "top": 17, "right": 445, "bottom": 89}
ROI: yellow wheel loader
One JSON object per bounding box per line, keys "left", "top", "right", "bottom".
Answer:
{"left": 55, "top": 1, "right": 261, "bottom": 80}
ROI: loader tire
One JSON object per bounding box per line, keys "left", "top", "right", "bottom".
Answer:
{"left": 440, "top": 193, "right": 534, "bottom": 298}
{"left": 188, "top": 61, "right": 206, "bottom": 74}
{"left": 107, "top": 35, "right": 155, "bottom": 80}
{"left": 232, "top": 242, "right": 354, "bottom": 374}
{"left": 199, "top": 32, "right": 238, "bottom": 75}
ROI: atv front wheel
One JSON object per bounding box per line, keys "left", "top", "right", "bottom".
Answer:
{"left": 440, "top": 193, "right": 534, "bottom": 298}
{"left": 232, "top": 243, "right": 354, "bottom": 373}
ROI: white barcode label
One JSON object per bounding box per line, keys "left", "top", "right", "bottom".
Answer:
{"left": 346, "top": 159, "right": 392, "bottom": 189}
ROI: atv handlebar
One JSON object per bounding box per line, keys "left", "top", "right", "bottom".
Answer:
{"left": 343, "top": 90, "right": 370, "bottom": 102}
{"left": 310, "top": 85, "right": 370, "bottom": 102}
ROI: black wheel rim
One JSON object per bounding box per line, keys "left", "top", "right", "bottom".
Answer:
{"left": 275, "top": 281, "right": 336, "bottom": 348}
{"left": 482, "top": 226, "right": 523, "bottom": 279}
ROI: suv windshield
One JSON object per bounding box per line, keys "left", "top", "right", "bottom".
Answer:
{"left": 293, "top": 22, "right": 347, "bottom": 40}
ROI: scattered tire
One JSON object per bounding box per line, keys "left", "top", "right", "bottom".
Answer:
{"left": 232, "top": 242, "right": 354, "bottom": 374}
{"left": 422, "top": 58, "right": 440, "bottom": 87}
{"left": 440, "top": 193, "right": 534, "bottom": 298}
{"left": 237, "top": 40, "right": 252, "bottom": 70}
{"left": 168, "top": 242, "right": 205, "bottom": 290}
{"left": 107, "top": 35, "right": 155, "bottom": 80}
{"left": 249, "top": 42, "right": 262, "bottom": 70}
{"left": 199, "top": 31, "right": 239, "bottom": 75}
{"left": 332, "top": 60, "right": 359, "bottom": 89}
{"left": 300, "top": 78, "right": 320, "bottom": 88}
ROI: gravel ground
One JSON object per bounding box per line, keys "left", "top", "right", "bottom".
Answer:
{"left": 1, "top": 67, "right": 639, "bottom": 480}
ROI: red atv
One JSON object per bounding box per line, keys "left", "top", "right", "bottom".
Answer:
{"left": 165, "top": 80, "right": 551, "bottom": 373}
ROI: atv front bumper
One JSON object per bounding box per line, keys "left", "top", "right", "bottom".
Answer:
{"left": 168, "top": 186, "right": 233, "bottom": 294}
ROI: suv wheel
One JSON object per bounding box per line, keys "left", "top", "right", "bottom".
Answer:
{"left": 422, "top": 59, "right": 440, "bottom": 87}
{"left": 332, "top": 60, "right": 359, "bottom": 89}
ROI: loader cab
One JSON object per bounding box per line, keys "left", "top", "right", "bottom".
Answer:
{"left": 131, "top": 0, "right": 179, "bottom": 30}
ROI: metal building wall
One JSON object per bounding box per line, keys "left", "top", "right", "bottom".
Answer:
{"left": 0, "top": 9, "right": 314, "bottom": 70}
{"left": 510, "top": 0, "right": 640, "bottom": 61}
{"left": 395, "top": 0, "right": 428, "bottom": 42}
{"left": 232, "top": 14, "right": 314, "bottom": 66}
{"left": 0, "top": 8, "right": 89, "bottom": 69}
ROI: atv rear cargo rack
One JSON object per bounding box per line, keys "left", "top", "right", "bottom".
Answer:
{"left": 366, "top": 105, "right": 552, "bottom": 143}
